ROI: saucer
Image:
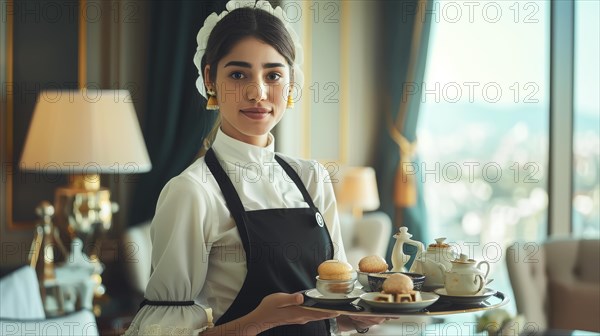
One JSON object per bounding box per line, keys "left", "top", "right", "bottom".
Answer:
{"left": 305, "top": 288, "right": 364, "bottom": 305}
{"left": 359, "top": 292, "right": 439, "bottom": 312}
{"left": 434, "top": 288, "right": 497, "bottom": 305}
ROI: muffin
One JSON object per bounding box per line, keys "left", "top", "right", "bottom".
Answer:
{"left": 358, "top": 255, "right": 389, "bottom": 273}
{"left": 318, "top": 260, "right": 354, "bottom": 280}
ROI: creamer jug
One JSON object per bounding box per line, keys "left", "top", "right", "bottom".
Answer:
{"left": 390, "top": 227, "right": 424, "bottom": 272}
{"left": 444, "top": 254, "right": 490, "bottom": 296}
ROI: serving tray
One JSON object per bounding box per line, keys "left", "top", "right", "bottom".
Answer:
{"left": 300, "top": 290, "right": 509, "bottom": 318}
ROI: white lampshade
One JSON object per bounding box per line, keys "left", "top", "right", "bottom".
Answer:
{"left": 337, "top": 166, "right": 380, "bottom": 214}
{"left": 20, "top": 90, "right": 151, "bottom": 173}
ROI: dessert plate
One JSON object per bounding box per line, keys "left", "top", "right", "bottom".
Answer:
{"left": 434, "top": 288, "right": 497, "bottom": 305}
{"left": 304, "top": 288, "right": 364, "bottom": 305}
{"left": 359, "top": 292, "right": 439, "bottom": 313}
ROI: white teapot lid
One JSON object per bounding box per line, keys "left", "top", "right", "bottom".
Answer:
{"left": 452, "top": 253, "right": 476, "bottom": 264}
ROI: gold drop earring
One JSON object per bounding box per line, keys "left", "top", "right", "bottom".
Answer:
{"left": 206, "top": 89, "right": 219, "bottom": 110}
{"left": 286, "top": 92, "right": 294, "bottom": 109}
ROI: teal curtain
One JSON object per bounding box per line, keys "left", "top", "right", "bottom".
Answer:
{"left": 129, "top": 1, "right": 227, "bottom": 227}
{"left": 374, "top": 0, "right": 434, "bottom": 264}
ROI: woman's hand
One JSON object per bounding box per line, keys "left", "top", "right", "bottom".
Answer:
{"left": 248, "top": 293, "right": 340, "bottom": 331}
{"left": 201, "top": 293, "right": 338, "bottom": 336}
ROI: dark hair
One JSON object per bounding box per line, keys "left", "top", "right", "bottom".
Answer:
{"left": 197, "top": 6, "right": 296, "bottom": 157}
{"left": 201, "top": 7, "right": 296, "bottom": 86}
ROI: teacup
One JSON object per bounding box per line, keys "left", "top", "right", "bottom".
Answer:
{"left": 315, "top": 274, "right": 357, "bottom": 298}
{"left": 356, "top": 271, "right": 373, "bottom": 291}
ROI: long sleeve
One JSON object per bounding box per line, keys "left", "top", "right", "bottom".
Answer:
{"left": 124, "top": 175, "right": 214, "bottom": 336}
{"left": 311, "top": 161, "right": 347, "bottom": 263}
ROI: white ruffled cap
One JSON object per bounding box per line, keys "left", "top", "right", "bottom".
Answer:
{"left": 193, "top": 0, "right": 304, "bottom": 99}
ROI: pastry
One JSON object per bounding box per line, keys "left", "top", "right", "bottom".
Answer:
{"left": 317, "top": 260, "right": 354, "bottom": 280}
{"left": 374, "top": 293, "right": 394, "bottom": 303}
{"left": 358, "top": 255, "right": 388, "bottom": 273}
{"left": 394, "top": 291, "right": 421, "bottom": 303}
{"left": 382, "top": 273, "right": 413, "bottom": 294}
{"left": 395, "top": 293, "right": 413, "bottom": 303}
{"left": 380, "top": 273, "right": 422, "bottom": 303}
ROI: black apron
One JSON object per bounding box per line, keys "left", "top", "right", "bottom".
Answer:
{"left": 206, "top": 148, "right": 334, "bottom": 336}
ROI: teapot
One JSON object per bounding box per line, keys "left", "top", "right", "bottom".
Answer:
{"left": 411, "top": 237, "right": 457, "bottom": 288}
{"left": 390, "top": 227, "right": 424, "bottom": 272}
{"left": 444, "top": 253, "right": 490, "bottom": 296}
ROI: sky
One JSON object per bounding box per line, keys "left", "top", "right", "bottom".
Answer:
{"left": 423, "top": 0, "right": 550, "bottom": 107}
{"left": 423, "top": 0, "right": 599, "bottom": 115}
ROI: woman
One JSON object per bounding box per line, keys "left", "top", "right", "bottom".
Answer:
{"left": 125, "top": 2, "right": 385, "bottom": 335}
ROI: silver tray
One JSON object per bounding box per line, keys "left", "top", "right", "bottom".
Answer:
{"left": 300, "top": 290, "right": 509, "bottom": 318}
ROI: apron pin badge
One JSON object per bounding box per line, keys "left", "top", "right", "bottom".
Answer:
{"left": 315, "top": 212, "right": 324, "bottom": 227}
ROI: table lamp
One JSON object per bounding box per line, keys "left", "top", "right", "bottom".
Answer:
{"left": 20, "top": 89, "right": 152, "bottom": 258}
{"left": 337, "top": 167, "right": 380, "bottom": 218}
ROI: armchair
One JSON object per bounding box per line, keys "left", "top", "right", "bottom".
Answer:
{"left": 506, "top": 238, "right": 600, "bottom": 333}
{"left": 122, "top": 223, "right": 153, "bottom": 295}
{"left": 0, "top": 266, "right": 99, "bottom": 335}
{"left": 339, "top": 211, "right": 392, "bottom": 270}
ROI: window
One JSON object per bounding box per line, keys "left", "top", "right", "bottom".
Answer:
{"left": 416, "top": 0, "right": 550, "bottom": 317}
{"left": 573, "top": 1, "right": 600, "bottom": 238}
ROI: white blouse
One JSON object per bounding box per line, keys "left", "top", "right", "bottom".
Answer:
{"left": 124, "top": 130, "right": 347, "bottom": 336}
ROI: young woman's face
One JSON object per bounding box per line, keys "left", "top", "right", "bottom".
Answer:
{"left": 206, "top": 37, "right": 291, "bottom": 147}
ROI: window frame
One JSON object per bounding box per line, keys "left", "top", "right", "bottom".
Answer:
{"left": 548, "top": 1, "right": 575, "bottom": 236}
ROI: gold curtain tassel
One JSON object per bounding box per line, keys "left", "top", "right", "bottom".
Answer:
{"left": 394, "top": 158, "right": 418, "bottom": 207}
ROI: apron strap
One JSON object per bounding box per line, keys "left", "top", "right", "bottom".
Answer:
{"left": 274, "top": 155, "right": 318, "bottom": 210}
{"left": 205, "top": 148, "right": 324, "bottom": 256}
{"left": 205, "top": 148, "right": 252, "bottom": 256}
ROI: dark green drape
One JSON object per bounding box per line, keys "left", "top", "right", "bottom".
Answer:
{"left": 129, "top": 1, "right": 227, "bottom": 227}
{"left": 374, "top": 0, "right": 434, "bottom": 264}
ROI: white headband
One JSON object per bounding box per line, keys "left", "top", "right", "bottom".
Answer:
{"left": 193, "top": 0, "right": 304, "bottom": 99}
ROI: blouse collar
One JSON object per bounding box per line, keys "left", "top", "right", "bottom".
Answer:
{"left": 211, "top": 129, "right": 276, "bottom": 165}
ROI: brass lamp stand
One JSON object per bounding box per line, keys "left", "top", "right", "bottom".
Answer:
{"left": 29, "top": 201, "right": 68, "bottom": 312}
{"left": 53, "top": 173, "right": 118, "bottom": 259}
